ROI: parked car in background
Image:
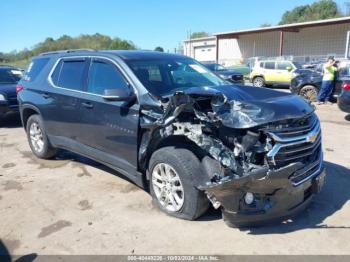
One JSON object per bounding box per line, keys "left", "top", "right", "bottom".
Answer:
{"left": 18, "top": 50, "right": 325, "bottom": 228}
{"left": 203, "top": 63, "right": 244, "bottom": 84}
{"left": 336, "top": 62, "right": 350, "bottom": 113}
{"left": 250, "top": 60, "right": 302, "bottom": 87}
{"left": 290, "top": 60, "right": 349, "bottom": 102}
{"left": 0, "top": 65, "right": 23, "bottom": 119}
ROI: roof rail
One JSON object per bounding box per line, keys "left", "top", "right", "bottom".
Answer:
{"left": 39, "top": 49, "right": 96, "bottom": 56}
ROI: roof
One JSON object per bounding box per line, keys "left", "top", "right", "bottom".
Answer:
{"left": 215, "top": 16, "right": 350, "bottom": 37}
{"left": 183, "top": 36, "right": 216, "bottom": 43}
{"left": 37, "top": 49, "right": 187, "bottom": 60}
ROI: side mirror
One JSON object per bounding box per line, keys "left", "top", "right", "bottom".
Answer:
{"left": 286, "top": 66, "right": 293, "bottom": 72}
{"left": 102, "top": 88, "right": 135, "bottom": 102}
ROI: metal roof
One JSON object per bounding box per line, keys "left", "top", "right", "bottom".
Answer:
{"left": 183, "top": 36, "right": 216, "bottom": 42}
{"left": 215, "top": 16, "right": 350, "bottom": 37}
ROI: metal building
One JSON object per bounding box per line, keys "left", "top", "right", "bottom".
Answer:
{"left": 183, "top": 17, "right": 350, "bottom": 66}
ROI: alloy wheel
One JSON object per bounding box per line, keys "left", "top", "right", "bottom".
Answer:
{"left": 29, "top": 122, "right": 44, "bottom": 153}
{"left": 152, "top": 163, "right": 185, "bottom": 212}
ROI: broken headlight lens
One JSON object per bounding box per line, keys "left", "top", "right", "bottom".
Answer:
{"left": 216, "top": 101, "right": 275, "bottom": 129}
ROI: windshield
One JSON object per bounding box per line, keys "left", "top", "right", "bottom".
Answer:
{"left": 293, "top": 62, "right": 303, "bottom": 69}
{"left": 127, "top": 58, "right": 226, "bottom": 96}
{"left": 0, "top": 68, "right": 22, "bottom": 84}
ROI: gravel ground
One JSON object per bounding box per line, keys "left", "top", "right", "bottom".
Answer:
{"left": 0, "top": 99, "right": 350, "bottom": 256}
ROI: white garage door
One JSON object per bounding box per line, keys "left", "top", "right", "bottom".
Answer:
{"left": 194, "top": 45, "right": 216, "bottom": 62}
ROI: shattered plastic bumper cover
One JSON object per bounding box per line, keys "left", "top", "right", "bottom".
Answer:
{"left": 200, "top": 162, "right": 326, "bottom": 226}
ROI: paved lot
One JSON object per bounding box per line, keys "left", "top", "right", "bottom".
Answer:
{"left": 1, "top": 99, "right": 350, "bottom": 255}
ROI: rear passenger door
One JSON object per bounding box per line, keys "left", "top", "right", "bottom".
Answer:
{"left": 76, "top": 57, "right": 140, "bottom": 173}
{"left": 45, "top": 57, "right": 89, "bottom": 142}
{"left": 263, "top": 62, "right": 276, "bottom": 83}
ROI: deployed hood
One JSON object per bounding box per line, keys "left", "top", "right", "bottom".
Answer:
{"left": 179, "top": 85, "right": 314, "bottom": 129}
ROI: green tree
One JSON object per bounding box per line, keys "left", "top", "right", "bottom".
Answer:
{"left": 1, "top": 34, "right": 137, "bottom": 68}
{"left": 260, "top": 23, "right": 272, "bottom": 27}
{"left": 190, "top": 31, "right": 210, "bottom": 39}
{"left": 279, "top": 0, "right": 341, "bottom": 25}
{"left": 154, "top": 46, "right": 164, "bottom": 52}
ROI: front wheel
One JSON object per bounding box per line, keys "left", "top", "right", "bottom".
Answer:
{"left": 252, "top": 76, "right": 265, "bottom": 87}
{"left": 299, "top": 85, "right": 318, "bottom": 102}
{"left": 149, "top": 147, "right": 209, "bottom": 220}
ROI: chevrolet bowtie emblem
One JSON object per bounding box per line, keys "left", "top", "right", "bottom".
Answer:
{"left": 307, "top": 133, "right": 318, "bottom": 143}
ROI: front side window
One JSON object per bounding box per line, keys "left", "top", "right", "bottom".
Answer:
{"left": 264, "top": 62, "right": 275, "bottom": 70}
{"left": 87, "top": 59, "right": 129, "bottom": 95}
{"left": 0, "top": 68, "right": 22, "bottom": 84}
{"left": 51, "top": 59, "right": 86, "bottom": 91}
{"left": 277, "top": 62, "right": 292, "bottom": 70}
{"left": 127, "top": 58, "right": 226, "bottom": 96}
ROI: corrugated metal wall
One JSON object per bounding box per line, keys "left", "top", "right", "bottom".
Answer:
{"left": 283, "top": 23, "right": 350, "bottom": 56}
{"left": 217, "top": 22, "right": 350, "bottom": 65}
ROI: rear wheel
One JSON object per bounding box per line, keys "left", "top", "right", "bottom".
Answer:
{"left": 149, "top": 147, "right": 209, "bottom": 220}
{"left": 26, "top": 114, "right": 57, "bottom": 159}
{"left": 300, "top": 85, "right": 318, "bottom": 102}
{"left": 252, "top": 76, "right": 265, "bottom": 87}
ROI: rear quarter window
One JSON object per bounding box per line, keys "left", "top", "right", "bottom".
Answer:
{"left": 23, "top": 58, "right": 50, "bottom": 82}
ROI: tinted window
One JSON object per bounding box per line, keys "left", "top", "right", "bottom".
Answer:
{"left": 53, "top": 59, "right": 86, "bottom": 91}
{"left": 87, "top": 60, "right": 129, "bottom": 95}
{"left": 277, "top": 62, "right": 292, "bottom": 70}
{"left": 23, "top": 58, "right": 49, "bottom": 82}
{"left": 339, "top": 64, "right": 350, "bottom": 77}
{"left": 264, "top": 62, "right": 275, "bottom": 69}
{"left": 0, "top": 68, "right": 22, "bottom": 84}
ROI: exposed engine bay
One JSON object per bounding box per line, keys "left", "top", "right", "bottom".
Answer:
{"left": 138, "top": 87, "right": 325, "bottom": 226}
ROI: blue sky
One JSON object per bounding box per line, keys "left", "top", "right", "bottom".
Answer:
{"left": 0, "top": 0, "right": 347, "bottom": 53}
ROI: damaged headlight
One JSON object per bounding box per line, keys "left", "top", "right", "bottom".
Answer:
{"left": 216, "top": 100, "right": 275, "bottom": 129}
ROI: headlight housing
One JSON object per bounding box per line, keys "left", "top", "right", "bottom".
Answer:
{"left": 0, "top": 94, "right": 6, "bottom": 101}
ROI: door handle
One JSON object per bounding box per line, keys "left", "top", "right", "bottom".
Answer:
{"left": 42, "top": 93, "right": 51, "bottom": 99}
{"left": 82, "top": 102, "right": 94, "bottom": 109}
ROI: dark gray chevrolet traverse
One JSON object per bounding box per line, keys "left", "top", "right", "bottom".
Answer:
{"left": 18, "top": 50, "right": 325, "bottom": 227}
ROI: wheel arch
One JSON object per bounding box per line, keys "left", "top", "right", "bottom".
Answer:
{"left": 21, "top": 104, "right": 41, "bottom": 130}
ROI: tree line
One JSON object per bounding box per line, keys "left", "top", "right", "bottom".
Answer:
{"left": 0, "top": 33, "right": 136, "bottom": 67}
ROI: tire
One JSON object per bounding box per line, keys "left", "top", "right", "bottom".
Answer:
{"left": 26, "top": 114, "right": 57, "bottom": 159}
{"left": 299, "top": 85, "right": 318, "bottom": 102}
{"left": 149, "top": 147, "right": 209, "bottom": 220}
{"left": 252, "top": 76, "right": 265, "bottom": 87}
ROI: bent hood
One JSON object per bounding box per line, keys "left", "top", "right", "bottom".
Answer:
{"left": 181, "top": 85, "right": 314, "bottom": 129}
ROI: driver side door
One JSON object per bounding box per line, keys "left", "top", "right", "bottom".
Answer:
{"left": 76, "top": 57, "right": 140, "bottom": 174}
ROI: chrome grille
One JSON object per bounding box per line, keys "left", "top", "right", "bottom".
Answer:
{"left": 265, "top": 114, "right": 323, "bottom": 186}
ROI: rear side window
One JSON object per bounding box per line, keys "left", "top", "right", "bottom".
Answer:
{"left": 264, "top": 62, "right": 275, "bottom": 69}
{"left": 87, "top": 59, "right": 129, "bottom": 95}
{"left": 51, "top": 59, "right": 86, "bottom": 91}
{"left": 23, "top": 58, "right": 50, "bottom": 82}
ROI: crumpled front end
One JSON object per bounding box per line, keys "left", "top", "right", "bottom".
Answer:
{"left": 139, "top": 89, "right": 326, "bottom": 227}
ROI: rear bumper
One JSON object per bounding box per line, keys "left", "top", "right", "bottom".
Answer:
{"left": 338, "top": 91, "right": 350, "bottom": 113}
{"left": 201, "top": 159, "right": 326, "bottom": 227}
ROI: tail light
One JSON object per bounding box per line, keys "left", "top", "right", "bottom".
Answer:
{"left": 16, "top": 84, "right": 24, "bottom": 95}
{"left": 342, "top": 83, "right": 350, "bottom": 90}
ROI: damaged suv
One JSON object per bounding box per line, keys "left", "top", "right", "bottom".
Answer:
{"left": 17, "top": 50, "right": 325, "bottom": 227}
